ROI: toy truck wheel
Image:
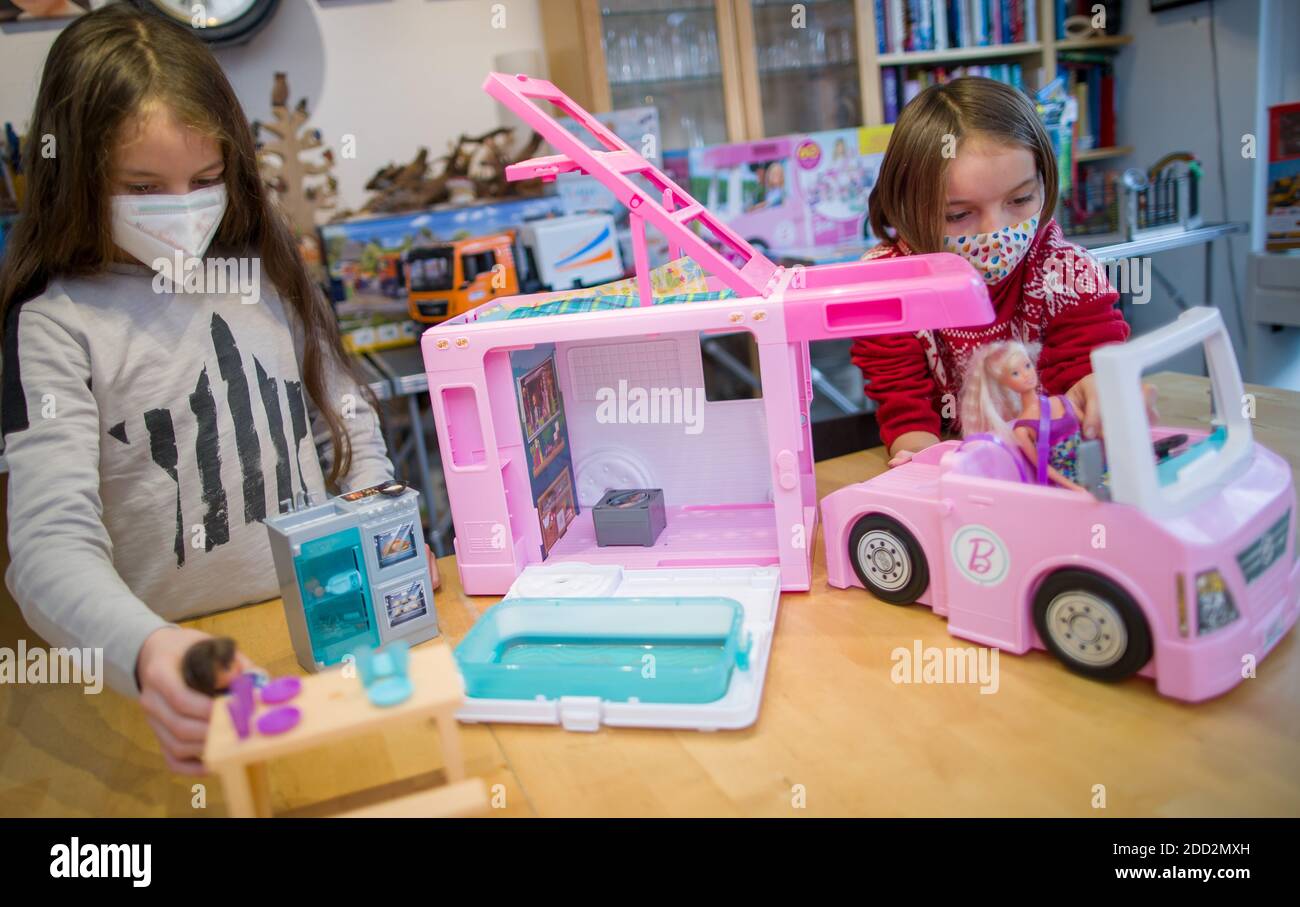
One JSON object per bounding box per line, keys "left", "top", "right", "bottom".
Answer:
{"left": 1032, "top": 570, "right": 1153, "bottom": 682}
{"left": 848, "top": 515, "right": 929, "bottom": 605}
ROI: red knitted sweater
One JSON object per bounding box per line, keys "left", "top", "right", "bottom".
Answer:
{"left": 850, "top": 218, "right": 1130, "bottom": 448}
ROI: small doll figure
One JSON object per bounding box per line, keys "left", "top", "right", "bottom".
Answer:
{"left": 959, "top": 341, "right": 1088, "bottom": 494}
{"left": 181, "top": 636, "right": 241, "bottom": 697}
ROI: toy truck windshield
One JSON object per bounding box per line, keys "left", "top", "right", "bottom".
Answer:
{"left": 1091, "top": 307, "right": 1255, "bottom": 519}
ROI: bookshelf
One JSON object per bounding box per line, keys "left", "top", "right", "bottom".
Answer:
{"left": 861, "top": 2, "right": 1129, "bottom": 127}
{"left": 875, "top": 41, "right": 1044, "bottom": 66}
{"left": 538, "top": 0, "right": 1132, "bottom": 152}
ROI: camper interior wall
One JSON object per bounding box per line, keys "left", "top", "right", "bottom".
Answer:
{"left": 555, "top": 329, "right": 773, "bottom": 509}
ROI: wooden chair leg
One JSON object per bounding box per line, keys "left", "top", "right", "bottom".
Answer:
{"left": 435, "top": 711, "right": 465, "bottom": 783}
{"left": 220, "top": 766, "right": 257, "bottom": 818}
{"left": 248, "top": 761, "right": 274, "bottom": 818}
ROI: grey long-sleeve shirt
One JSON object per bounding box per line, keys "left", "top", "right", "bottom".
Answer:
{"left": 2, "top": 259, "right": 393, "bottom": 695}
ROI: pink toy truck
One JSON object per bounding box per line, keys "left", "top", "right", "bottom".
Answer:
{"left": 822, "top": 308, "right": 1298, "bottom": 703}
{"left": 421, "top": 73, "right": 993, "bottom": 596}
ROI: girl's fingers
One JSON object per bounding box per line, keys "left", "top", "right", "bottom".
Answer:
{"left": 1143, "top": 383, "right": 1161, "bottom": 423}
{"left": 145, "top": 714, "right": 207, "bottom": 764}
{"left": 143, "top": 687, "right": 211, "bottom": 742}
{"left": 161, "top": 678, "right": 215, "bottom": 723}
{"left": 162, "top": 751, "right": 208, "bottom": 777}
{"left": 426, "top": 546, "right": 442, "bottom": 591}
{"left": 1079, "top": 386, "right": 1103, "bottom": 439}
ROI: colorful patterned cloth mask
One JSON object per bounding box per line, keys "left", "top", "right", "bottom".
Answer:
{"left": 942, "top": 215, "right": 1039, "bottom": 285}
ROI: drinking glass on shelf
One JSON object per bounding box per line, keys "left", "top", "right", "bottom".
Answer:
{"left": 838, "top": 27, "right": 853, "bottom": 63}
{"left": 686, "top": 22, "right": 704, "bottom": 77}
{"left": 670, "top": 25, "right": 686, "bottom": 79}
{"left": 643, "top": 27, "right": 661, "bottom": 82}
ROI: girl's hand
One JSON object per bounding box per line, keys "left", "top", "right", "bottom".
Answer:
{"left": 426, "top": 546, "right": 442, "bottom": 592}
{"left": 1067, "top": 374, "right": 1161, "bottom": 440}
{"left": 886, "top": 431, "right": 940, "bottom": 468}
{"left": 1066, "top": 375, "right": 1103, "bottom": 439}
{"left": 136, "top": 627, "right": 254, "bottom": 776}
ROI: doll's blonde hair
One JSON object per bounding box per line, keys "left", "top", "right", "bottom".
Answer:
{"left": 959, "top": 340, "right": 1042, "bottom": 440}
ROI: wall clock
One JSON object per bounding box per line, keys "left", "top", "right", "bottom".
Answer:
{"left": 132, "top": 0, "right": 280, "bottom": 47}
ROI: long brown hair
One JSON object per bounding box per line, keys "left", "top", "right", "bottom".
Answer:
{"left": 0, "top": 3, "right": 370, "bottom": 487}
{"left": 868, "top": 77, "right": 1058, "bottom": 254}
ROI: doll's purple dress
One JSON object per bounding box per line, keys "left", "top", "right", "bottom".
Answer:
{"left": 1013, "top": 395, "right": 1082, "bottom": 484}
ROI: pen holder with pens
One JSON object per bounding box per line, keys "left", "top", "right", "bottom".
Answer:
{"left": 1120, "top": 153, "right": 1202, "bottom": 240}
{"left": 265, "top": 481, "right": 440, "bottom": 672}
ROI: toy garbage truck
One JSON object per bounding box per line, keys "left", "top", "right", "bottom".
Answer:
{"left": 405, "top": 231, "right": 520, "bottom": 325}
{"left": 516, "top": 213, "right": 624, "bottom": 292}
{"left": 265, "top": 481, "right": 440, "bottom": 672}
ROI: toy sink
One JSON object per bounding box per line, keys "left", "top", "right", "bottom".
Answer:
{"left": 456, "top": 596, "right": 750, "bottom": 704}
{"left": 454, "top": 563, "right": 782, "bottom": 732}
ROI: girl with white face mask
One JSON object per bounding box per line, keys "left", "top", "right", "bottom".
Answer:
{"left": 850, "top": 77, "right": 1138, "bottom": 467}
{"left": 0, "top": 5, "right": 430, "bottom": 776}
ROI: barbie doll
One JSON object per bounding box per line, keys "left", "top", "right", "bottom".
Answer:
{"left": 959, "top": 341, "right": 1087, "bottom": 493}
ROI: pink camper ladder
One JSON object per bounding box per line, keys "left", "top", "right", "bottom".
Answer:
{"left": 484, "top": 72, "right": 780, "bottom": 304}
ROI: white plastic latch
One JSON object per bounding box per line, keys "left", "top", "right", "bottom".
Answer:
{"left": 558, "top": 696, "right": 604, "bottom": 732}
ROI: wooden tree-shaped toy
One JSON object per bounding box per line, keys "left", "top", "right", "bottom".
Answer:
{"left": 253, "top": 73, "right": 337, "bottom": 236}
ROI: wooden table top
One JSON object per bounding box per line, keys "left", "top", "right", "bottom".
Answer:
{"left": 2, "top": 372, "right": 1297, "bottom": 817}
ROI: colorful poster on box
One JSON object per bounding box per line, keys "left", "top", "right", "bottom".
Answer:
{"left": 686, "top": 126, "right": 892, "bottom": 258}
{"left": 1266, "top": 102, "right": 1300, "bottom": 253}
{"left": 319, "top": 195, "right": 566, "bottom": 303}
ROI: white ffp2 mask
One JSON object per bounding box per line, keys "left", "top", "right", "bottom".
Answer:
{"left": 111, "top": 184, "right": 228, "bottom": 270}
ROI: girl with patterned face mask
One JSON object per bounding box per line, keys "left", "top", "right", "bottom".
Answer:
{"left": 849, "top": 77, "right": 1139, "bottom": 467}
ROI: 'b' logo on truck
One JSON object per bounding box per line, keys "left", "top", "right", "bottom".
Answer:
{"left": 951, "top": 525, "right": 1010, "bottom": 587}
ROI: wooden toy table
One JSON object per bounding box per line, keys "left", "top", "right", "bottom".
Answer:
{"left": 204, "top": 643, "right": 487, "bottom": 818}
{"left": 2, "top": 373, "right": 1298, "bottom": 817}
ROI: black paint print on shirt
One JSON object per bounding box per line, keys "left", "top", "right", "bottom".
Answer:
{"left": 144, "top": 408, "right": 184, "bottom": 568}
{"left": 97, "top": 317, "right": 321, "bottom": 566}
{"left": 189, "top": 366, "right": 230, "bottom": 554}
{"left": 211, "top": 313, "right": 265, "bottom": 524}
{"left": 255, "top": 357, "right": 294, "bottom": 514}
{"left": 286, "top": 378, "right": 310, "bottom": 501}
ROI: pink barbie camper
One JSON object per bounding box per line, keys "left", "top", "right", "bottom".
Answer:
{"left": 693, "top": 131, "right": 875, "bottom": 256}
{"left": 822, "top": 308, "right": 1298, "bottom": 702}
{"left": 422, "top": 73, "right": 993, "bottom": 596}
{"left": 695, "top": 136, "right": 812, "bottom": 254}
